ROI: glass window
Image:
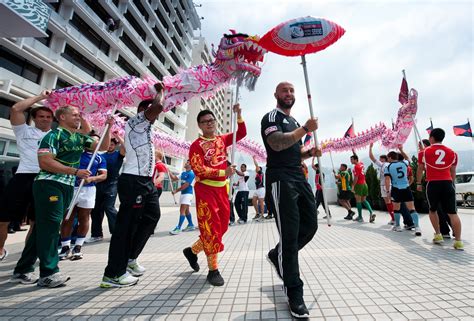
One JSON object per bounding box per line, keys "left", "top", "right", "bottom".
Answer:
{"left": 70, "top": 13, "right": 110, "bottom": 55}
{"left": 171, "top": 36, "right": 182, "bottom": 52}
{"left": 35, "top": 29, "right": 53, "bottom": 47}
{"left": 148, "top": 63, "right": 163, "bottom": 80}
{"left": 163, "top": 117, "right": 174, "bottom": 130}
{"left": 170, "top": 51, "right": 180, "bottom": 67}
{"left": 133, "top": 0, "right": 149, "bottom": 21}
{"left": 62, "top": 44, "right": 105, "bottom": 81}
{"left": 56, "top": 78, "right": 72, "bottom": 89}
{"left": 124, "top": 11, "right": 146, "bottom": 41}
{"left": 0, "top": 98, "right": 13, "bottom": 120}
{"left": 117, "top": 55, "right": 140, "bottom": 77}
{"left": 84, "top": 0, "right": 109, "bottom": 23}
{"left": 120, "top": 32, "right": 143, "bottom": 60}
{"left": 150, "top": 43, "right": 165, "bottom": 64}
{"left": 0, "top": 140, "right": 6, "bottom": 155}
{"left": 6, "top": 141, "right": 19, "bottom": 157}
{"left": 155, "top": 10, "right": 168, "bottom": 30}
{"left": 0, "top": 46, "right": 42, "bottom": 84}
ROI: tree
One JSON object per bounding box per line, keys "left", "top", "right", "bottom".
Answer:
{"left": 365, "top": 164, "right": 382, "bottom": 209}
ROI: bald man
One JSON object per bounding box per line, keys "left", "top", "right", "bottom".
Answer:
{"left": 260, "top": 81, "right": 321, "bottom": 319}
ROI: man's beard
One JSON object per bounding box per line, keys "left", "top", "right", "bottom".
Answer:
{"left": 277, "top": 97, "right": 295, "bottom": 109}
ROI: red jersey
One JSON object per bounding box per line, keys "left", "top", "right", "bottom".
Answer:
{"left": 153, "top": 161, "right": 167, "bottom": 188}
{"left": 353, "top": 162, "right": 366, "bottom": 184}
{"left": 418, "top": 144, "right": 457, "bottom": 181}
{"left": 189, "top": 121, "right": 246, "bottom": 186}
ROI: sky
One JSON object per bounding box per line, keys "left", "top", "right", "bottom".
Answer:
{"left": 195, "top": 0, "right": 473, "bottom": 168}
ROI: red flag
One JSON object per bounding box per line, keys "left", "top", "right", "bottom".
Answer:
{"left": 304, "top": 133, "right": 312, "bottom": 146}
{"left": 453, "top": 122, "right": 472, "bottom": 137}
{"left": 426, "top": 120, "right": 433, "bottom": 135}
{"left": 344, "top": 124, "right": 355, "bottom": 138}
{"left": 398, "top": 76, "right": 409, "bottom": 105}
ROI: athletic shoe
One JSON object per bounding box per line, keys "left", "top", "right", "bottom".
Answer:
{"left": 9, "top": 272, "right": 38, "bottom": 284}
{"left": 7, "top": 227, "right": 15, "bottom": 234}
{"left": 267, "top": 249, "right": 282, "bottom": 280}
{"left": 0, "top": 248, "right": 8, "bottom": 261}
{"left": 343, "top": 213, "right": 353, "bottom": 220}
{"left": 58, "top": 246, "right": 71, "bottom": 260}
{"left": 369, "top": 214, "right": 376, "bottom": 223}
{"left": 388, "top": 220, "right": 395, "bottom": 225}
{"left": 288, "top": 299, "right": 310, "bottom": 319}
{"left": 84, "top": 236, "right": 103, "bottom": 244}
{"left": 392, "top": 226, "right": 402, "bottom": 232}
{"left": 100, "top": 272, "right": 138, "bottom": 288}
{"left": 414, "top": 227, "right": 422, "bottom": 236}
{"left": 265, "top": 215, "right": 273, "bottom": 220}
{"left": 442, "top": 234, "right": 451, "bottom": 239}
{"left": 70, "top": 245, "right": 83, "bottom": 260}
{"left": 453, "top": 240, "right": 464, "bottom": 251}
{"left": 237, "top": 219, "right": 246, "bottom": 224}
{"left": 322, "top": 214, "right": 332, "bottom": 219}
{"left": 404, "top": 225, "right": 415, "bottom": 231}
{"left": 229, "top": 221, "right": 235, "bottom": 226}
{"left": 183, "top": 225, "right": 196, "bottom": 232}
{"left": 37, "top": 272, "right": 70, "bottom": 288}
{"left": 252, "top": 214, "right": 260, "bottom": 220}
{"left": 355, "top": 216, "right": 364, "bottom": 223}
{"left": 169, "top": 227, "right": 181, "bottom": 235}
{"left": 433, "top": 233, "right": 444, "bottom": 244}
{"left": 207, "top": 269, "right": 224, "bottom": 286}
{"left": 127, "top": 260, "right": 146, "bottom": 277}
{"left": 183, "top": 247, "right": 199, "bottom": 272}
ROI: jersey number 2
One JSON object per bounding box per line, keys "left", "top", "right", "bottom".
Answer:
{"left": 434, "top": 149, "right": 446, "bottom": 165}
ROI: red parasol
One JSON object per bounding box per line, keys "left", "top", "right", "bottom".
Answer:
{"left": 260, "top": 16, "right": 346, "bottom": 226}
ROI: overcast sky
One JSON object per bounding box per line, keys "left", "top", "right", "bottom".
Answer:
{"left": 195, "top": 0, "right": 473, "bottom": 167}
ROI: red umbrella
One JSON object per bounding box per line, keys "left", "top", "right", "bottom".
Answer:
{"left": 260, "top": 16, "right": 346, "bottom": 226}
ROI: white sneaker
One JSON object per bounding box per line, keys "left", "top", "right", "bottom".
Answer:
{"left": 100, "top": 272, "right": 138, "bottom": 288}
{"left": 0, "top": 248, "right": 8, "bottom": 261}
{"left": 127, "top": 260, "right": 146, "bottom": 276}
{"left": 415, "top": 227, "right": 422, "bottom": 236}
{"left": 37, "top": 272, "right": 70, "bottom": 288}
{"left": 169, "top": 227, "right": 181, "bottom": 235}
{"left": 9, "top": 272, "right": 38, "bottom": 284}
{"left": 392, "top": 226, "right": 402, "bottom": 232}
{"left": 388, "top": 220, "right": 395, "bottom": 225}
{"left": 84, "top": 236, "right": 103, "bottom": 244}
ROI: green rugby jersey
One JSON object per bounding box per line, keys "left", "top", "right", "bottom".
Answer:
{"left": 339, "top": 171, "right": 352, "bottom": 191}
{"left": 36, "top": 127, "right": 94, "bottom": 186}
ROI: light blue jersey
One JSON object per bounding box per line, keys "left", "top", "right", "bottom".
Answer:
{"left": 384, "top": 160, "right": 410, "bottom": 189}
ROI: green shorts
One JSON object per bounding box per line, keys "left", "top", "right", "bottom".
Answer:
{"left": 354, "top": 183, "right": 368, "bottom": 197}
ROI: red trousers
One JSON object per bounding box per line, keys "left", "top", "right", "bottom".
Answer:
{"left": 194, "top": 182, "right": 230, "bottom": 255}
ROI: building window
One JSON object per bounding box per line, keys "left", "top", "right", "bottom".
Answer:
{"left": 84, "top": 0, "right": 109, "bottom": 23}
{"left": 167, "top": 66, "right": 176, "bottom": 76}
{"left": 56, "top": 78, "right": 72, "bottom": 89}
{"left": 117, "top": 55, "right": 140, "bottom": 77}
{"left": 0, "top": 98, "right": 14, "bottom": 120}
{"left": 62, "top": 44, "right": 105, "bottom": 81}
{"left": 155, "top": 10, "right": 168, "bottom": 30}
{"left": 150, "top": 43, "right": 165, "bottom": 64}
{"left": 171, "top": 36, "right": 182, "bottom": 52}
{"left": 120, "top": 32, "right": 143, "bottom": 60}
{"left": 124, "top": 11, "right": 146, "bottom": 41}
{"left": 162, "top": 1, "right": 171, "bottom": 15}
{"left": 163, "top": 117, "right": 175, "bottom": 130}
{"left": 176, "top": 8, "right": 184, "bottom": 24}
{"left": 112, "top": 0, "right": 119, "bottom": 6}
{"left": 173, "top": 22, "right": 183, "bottom": 38}
{"left": 170, "top": 51, "right": 180, "bottom": 67}
{"left": 0, "top": 46, "right": 43, "bottom": 84}
{"left": 35, "top": 29, "right": 53, "bottom": 47}
{"left": 46, "top": 2, "right": 60, "bottom": 12}
{"left": 70, "top": 13, "right": 110, "bottom": 55}
{"left": 171, "top": 107, "right": 176, "bottom": 114}
{"left": 148, "top": 63, "right": 163, "bottom": 80}
{"left": 133, "top": 0, "right": 149, "bottom": 21}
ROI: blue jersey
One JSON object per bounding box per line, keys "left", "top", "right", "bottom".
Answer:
{"left": 75, "top": 152, "right": 107, "bottom": 187}
{"left": 384, "top": 160, "right": 410, "bottom": 189}
{"left": 180, "top": 170, "right": 195, "bottom": 195}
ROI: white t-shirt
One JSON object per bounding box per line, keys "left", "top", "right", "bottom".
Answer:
{"left": 374, "top": 159, "right": 389, "bottom": 186}
{"left": 12, "top": 124, "right": 50, "bottom": 174}
{"left": 122, "top": 112, "right": 155, "bottom": 177}
{"left": 237, "top": 171, "right": 249, "bottom": 192}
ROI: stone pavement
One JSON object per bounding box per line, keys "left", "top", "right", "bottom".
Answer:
{"left": 0, "top": 205, "right": 473, "bottom": 321}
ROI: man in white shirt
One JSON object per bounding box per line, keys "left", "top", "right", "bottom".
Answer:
{"left": 234, "top": 164, "right": 250, "bottom": 223}
{"left": 100, "top": 83, "right": 164, "bottom": 288}
{"left": 0, "top": 91, "right": 53, "bottom": 262}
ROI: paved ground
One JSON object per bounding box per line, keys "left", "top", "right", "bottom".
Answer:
{"left": 0, "top": 205, "right": 473, "bottom": 320}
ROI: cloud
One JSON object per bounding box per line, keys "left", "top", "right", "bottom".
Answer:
{"left": 197, "top": 0, "right": 473, "bottom": 165}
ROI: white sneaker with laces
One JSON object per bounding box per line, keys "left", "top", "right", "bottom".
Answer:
{"left": 127, "top": 260, "right": 146, "bottom": 276}
{"left": 169, "top": 227, "right": 181, "bottom": 235}
{"left": 84, "top": 236, "right": 103, "bottom": 244}
{"left": 392, "top": 226, "right": 402, "bottom": 232}
{"left": 415, "top": 227, "right": 422, "bottom": 236}
{"left": 9, "top": 272, "right": 38, "bottom": 284}
{"left": 37, "top": 272, "right": 70, "bottom": 288}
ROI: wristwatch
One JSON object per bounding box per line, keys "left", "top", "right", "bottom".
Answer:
{"left": 302, "top": 126, "right": 309, "bottom": 133}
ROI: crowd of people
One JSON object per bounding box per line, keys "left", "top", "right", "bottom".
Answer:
{"left": 0, "top": 81, "right": 464, "bottom": 319}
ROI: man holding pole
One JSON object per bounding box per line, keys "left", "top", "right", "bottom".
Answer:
{"left": 261, "top": 81, "right": 321, "bottom": 319}
{"left": 182, "top": 105, "right": 246, "bottom": 287}
{"left": 10, "top": 106, "right": 111, "bottom": 287}
{"left": 100, "top": 84, "right": 165, "bottom": 288}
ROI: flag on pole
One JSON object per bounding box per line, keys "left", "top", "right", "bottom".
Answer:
{"left": 304, "top": 133, "right": 312, "bottom": 146}
{"left": 398, "top": 76, "right": 409, "bottom": 105}
{"left": 426, "top": 120, "right": 434, "bottom": 135}
{"left": 344, "top": 124, "right": 355, "bottom": 138}
{"left": 453, "top": 121, "right": 472, "bottom": 137}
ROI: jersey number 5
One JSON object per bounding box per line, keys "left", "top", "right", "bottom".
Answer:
{"left": 396, "top": 167, "right": 405, "bottom": 178}
{"left": 434, "top": 149, "right": 446, "bottom": 165}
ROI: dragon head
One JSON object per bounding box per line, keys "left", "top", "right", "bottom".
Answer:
{"left": 213, "top": 31, "right": 267, "bottom": 89}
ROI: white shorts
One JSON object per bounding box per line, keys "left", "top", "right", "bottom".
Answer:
{"left": 254, "top": 187, "right": 265, "bottom": 199}
{"left": 380, "top": 185, "right": 390, "bottom": 198}
{"left": 180, "top": 193, "right": 193, "bottom": 206}
{"left": 72, "top": 186, "right": 96, "bottom": 209}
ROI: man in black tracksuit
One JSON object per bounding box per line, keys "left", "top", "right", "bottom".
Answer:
{"left": 261, "top": 81, "right": 321, "bottom": 319}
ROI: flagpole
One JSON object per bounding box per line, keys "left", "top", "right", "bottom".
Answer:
{"left": 301, "top": 55, "right": 331, "bottom": 226}
{"left": 229, "top": 84, "right": 240, "bottom": 200}
{"left": 66, "top": 103, "right": 117, "bottom": 220}
{"left": 402, "top": 69, "right": 423, "bottom": 151}
{"left": 329, "top": 151, "right": 335, "bottom": 172}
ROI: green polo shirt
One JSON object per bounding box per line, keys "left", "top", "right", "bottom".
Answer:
{"left": 36, "top": 127, "right": 94, "bottom": 186}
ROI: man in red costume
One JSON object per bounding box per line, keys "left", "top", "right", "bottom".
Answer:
{"left": 183, "top": 104, "right": 246, "bottom": 286}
